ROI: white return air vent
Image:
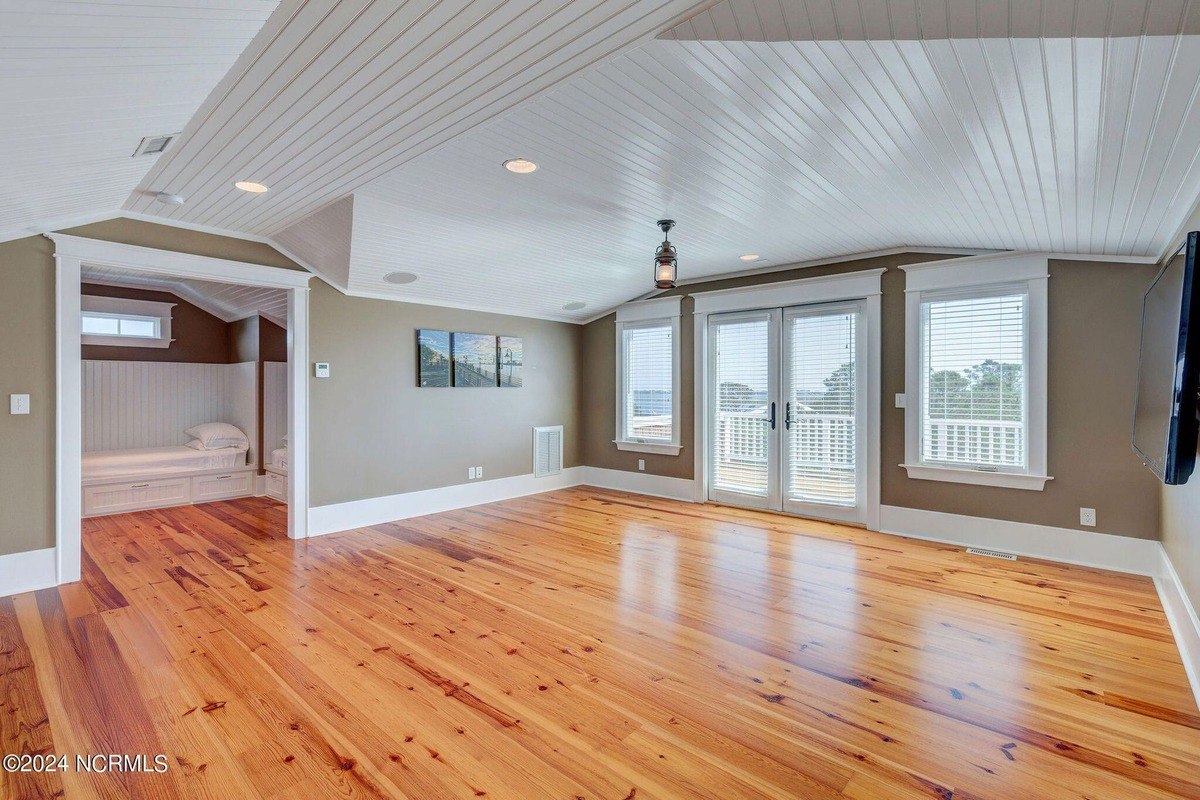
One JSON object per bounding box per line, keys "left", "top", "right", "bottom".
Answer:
{"left": 966, "top": 547, "right": 1017, "bottom": 561}
{"left": 533, "top": 425, "right": 563, "bottom": 477}
{"left": 132, "top": 133, "right": 180, "bottom": 157}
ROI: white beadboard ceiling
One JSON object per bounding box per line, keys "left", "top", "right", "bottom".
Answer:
{"left": 7, "top": 1, "right": 1200, "bottom": 323}
{"left": 662, "top": 0, "right": 1200, "bottom": 41}
{"left": 0, "top": 0, "right": 279, "bottom": 242}
{"left": 82, "top": 265, "right": 288, "bottom": 327}
{"left": 121, "top": 0, "right": 717, "bottom": 236}
{"left": 332, "top": 34, "right": 1200, "bottom": 320}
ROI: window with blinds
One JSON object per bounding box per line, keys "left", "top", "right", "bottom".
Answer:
{"left": 621, "top": 322, "right": 674, "bottom": 442}
{"left": 711, "top": 315, "right": 771, "bottom": 496}
{"left": 920, "top": 291, "right": 1027, "bottom": 471}
{"left": 785, "top": 309, "right": 858, "bottom": 506}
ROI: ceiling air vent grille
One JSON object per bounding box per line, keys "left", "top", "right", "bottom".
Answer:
{"left": 533, "top": 425, "right": 563, "bottom": 477}
{"left": 132, "top": 133, "right": 180, "bottom": 157}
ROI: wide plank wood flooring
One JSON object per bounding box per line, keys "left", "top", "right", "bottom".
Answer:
{"left": 2, "top": 488, "right": 1198, "bottom": 799}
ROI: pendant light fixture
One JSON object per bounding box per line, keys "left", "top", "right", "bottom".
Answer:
{"left": 653, "top": 219, "right": 678, "bottom": 289}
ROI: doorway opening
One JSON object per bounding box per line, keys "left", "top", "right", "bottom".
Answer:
{"left": 50, "top": 233, "right": 311, "bottom": 586}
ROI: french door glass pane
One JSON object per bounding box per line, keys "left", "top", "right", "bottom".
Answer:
{"left": 711, "top": 316, "right": 770, "bottom": 496}
{"left": 786, "top": 310, "right": 857, "bottom": 506}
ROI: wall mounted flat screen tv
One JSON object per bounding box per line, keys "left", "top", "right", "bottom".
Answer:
{"left": 1132, "top": 231, "right": 1200, "bottom": 484}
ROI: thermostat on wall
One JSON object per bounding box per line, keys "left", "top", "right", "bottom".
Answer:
{"left": 314, "top": 362, "right": 330, "bottom": 378}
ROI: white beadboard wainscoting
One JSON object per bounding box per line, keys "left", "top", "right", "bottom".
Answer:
{"left": 82, "top": 360, "right": 259, "bottom": 463}
{"left": 263, "top": 360, "right": 288, "bottom": 455}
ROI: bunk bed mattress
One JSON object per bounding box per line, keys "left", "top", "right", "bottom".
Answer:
{"left": 83, "top": 446, "right": 246, "bottom": 480}
{"left": 270, "top": 447, "right": 289, "bottom": 471}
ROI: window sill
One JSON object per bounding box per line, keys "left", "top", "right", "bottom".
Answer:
{"left": 82, "top": 335, "right": 173, "bottom": 349}
{"left": 614, "top": 440, "right": 682, "bottom": 456}
{"left": 900, "top": 463, "right": 1053, "bottom": 491}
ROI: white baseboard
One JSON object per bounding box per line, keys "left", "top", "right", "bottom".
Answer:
{"left": 578, "top": 467, "right": 696, "bottom": 502}
{"left": 309, "top": 467, "right": 585, "bottom": 536}
{"left": 878, "top": 504, "right": 1162, "bottom": 576}
{"left": 0, "top": 547, "right": 57, "bottom": 598}
{"left": 1157, "top": 547, "right": 1200, "bottom": 709}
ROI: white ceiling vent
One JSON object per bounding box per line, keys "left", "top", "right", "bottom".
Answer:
{"left": 132, "top": 133, "right": 180, "bottom": 157}
{"left": 533, "top": 425, "right": 563, "bottom": 477}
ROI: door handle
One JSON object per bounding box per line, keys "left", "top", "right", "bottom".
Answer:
{"left": 784, "top": 401, "right": 792, "bottom": 430}
{"left": 768, "top": 401, "right": 776, "bottom": 430}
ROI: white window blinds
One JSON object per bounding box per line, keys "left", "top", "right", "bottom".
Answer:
{"left": 711, "top": 314, "right": 771, "bottom": 496}
{"left": 622, "top": 323, "right": 674, "bottom": 442}
{"left": 786, "top": 308, "right": 858, "bottom": 506}
{"left": 920, "top": 292, "right": 1027, "bottom": 471}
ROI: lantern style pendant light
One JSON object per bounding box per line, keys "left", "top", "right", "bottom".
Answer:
{"left": 653, "top": 219, "right": 678, "bottom": 289}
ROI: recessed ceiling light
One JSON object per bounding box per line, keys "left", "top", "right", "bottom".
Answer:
{"left": 154, "top": 191, "right": 185, "bottom": 206}
{"left": 234, "top": 181, "right": 270, "bottom": 193}
{"left": 739, "top": 254, "right": 760, "bottom": 261}
{"left": 384, "top": 271, "right": 419, "bottom": 285}
{"left": 562, "top": 301, "right": 587, "bottom": 311}
{"left": 503, "top": 158, "right": 538, "bottom": 174}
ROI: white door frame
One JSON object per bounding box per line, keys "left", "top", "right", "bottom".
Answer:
{"left": 692, "top": 268, "right": 884, "bottom": 530}
{"left": 48, "top": 233, "right": 312, "bottom": 585}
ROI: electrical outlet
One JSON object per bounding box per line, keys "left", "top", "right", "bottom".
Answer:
{"left": 1079, "top": 507, "right": 1096, "bottom": 527}
{"left": 638, "top": 459, "right": 645, "bottom": 471}
{"left": 894, "top": 393, "right": 907, "bottom": 409}
{"left": 9, "top": 394, "right": 30, "bottom": 415}
{"left": 468, "top": 467, "right": 477, "bottom": 480}
{"left": 476, "top": 466, "right": 483, "bottom": 479}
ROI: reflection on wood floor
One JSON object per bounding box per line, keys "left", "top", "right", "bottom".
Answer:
{"left": 2, "top": 487, "right": 1197, "bottom": 799}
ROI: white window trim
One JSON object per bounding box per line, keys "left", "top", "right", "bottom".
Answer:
{"left": 81, "top": 295, "right": 175, "bottom": 348}
{"left": 615, "top": 296, "right": 683, "bottom": 455}
{"left": 900, "top": 253, "right": 1052, "bottom": 491}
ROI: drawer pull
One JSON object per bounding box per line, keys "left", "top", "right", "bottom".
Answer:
{"left": 130, "top": 483, "right": 150, "bottom": 489}
{"left": 216, "top": 475, "right": 233, "bottom": 480}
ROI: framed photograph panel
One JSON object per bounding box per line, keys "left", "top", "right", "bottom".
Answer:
{"left": 498, "top": 336, "right": 523, "bottom": 387}
{"left": 452, "top": 332, "right": 498, "bottom": 387}
{"left": 417, "top": 329, "right": 451, "bottom": 387}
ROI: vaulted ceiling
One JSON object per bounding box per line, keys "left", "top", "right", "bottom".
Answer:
{"left": 82, "top": 265, "right": 289, "bottom": 327}
{"left": 0, "top": 1, "right": 279, "bottom": 242}
{"left": 5, "top": 1, "right": 1200, "bottom": 322}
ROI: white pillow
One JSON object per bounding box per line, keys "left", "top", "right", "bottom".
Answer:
{"left": 185, "top": 422, "right": 249, "bottom": 450}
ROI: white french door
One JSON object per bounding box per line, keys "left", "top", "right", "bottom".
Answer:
{"left": 708, "top": 301, "right": 867, "bottom": 524}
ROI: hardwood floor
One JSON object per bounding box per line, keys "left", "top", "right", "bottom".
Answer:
{"left": 2, "top": 488, "right": 1198, "bottom": 799}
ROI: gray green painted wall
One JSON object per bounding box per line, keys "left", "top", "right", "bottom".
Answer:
{"left": 580, "top": 254, "right": 1163, "bottom": 540}
{"left": 308, "top": 280, "right": 582, "bottom": 507}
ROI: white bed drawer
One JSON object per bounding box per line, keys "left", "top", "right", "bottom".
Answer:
{"left": 264, "top": 471, "right": 288, "bottom": 503}
{"left": 192, "top": 471, "right": 254, "bottom": 502}
{"left": 83, "top": 477, "right": 191, "bottom": 517}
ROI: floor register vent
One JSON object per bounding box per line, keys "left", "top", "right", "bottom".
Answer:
{"left": 966, "top": 547, "right": 1017, "bottom": 561}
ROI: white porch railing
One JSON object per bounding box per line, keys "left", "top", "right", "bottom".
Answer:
{"left": 714, "top": 412, "right": 1023, "bottom": 470}
{"left": 922, "top": 418, "right": 1024, "bottom": 467}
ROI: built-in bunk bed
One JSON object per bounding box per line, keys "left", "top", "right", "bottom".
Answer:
{"left": 82, "top": 423, "right": 256, "bottom": 517}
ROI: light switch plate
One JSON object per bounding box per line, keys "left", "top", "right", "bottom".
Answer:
{"left": 476, "top": 466, "right": 483, "bottom": 479}
{"left": 10, "top": 394, "right": 30, "bottom": 415}
{"left": 894, "top": 393, "right": 907, "bottom": 408}
{"left": 314, "top": 362, "right": 330, "bottom": 378}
